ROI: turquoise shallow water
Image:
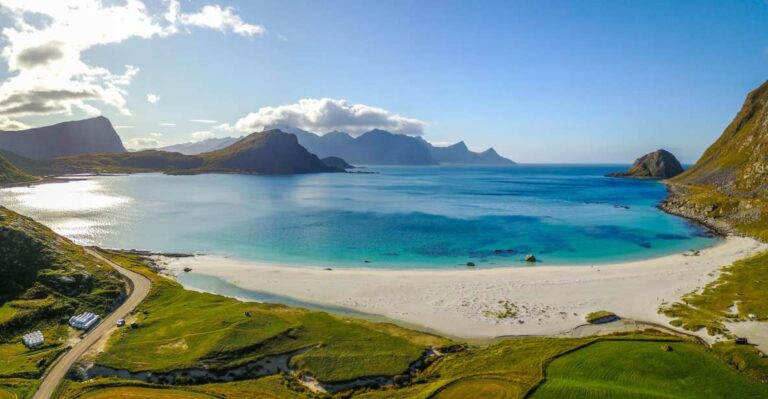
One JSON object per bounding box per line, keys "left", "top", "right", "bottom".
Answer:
{"left": 0, "top": 165, "right": 715, "bottom": 268}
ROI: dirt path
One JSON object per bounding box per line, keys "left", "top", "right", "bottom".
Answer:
{"left": 32, "top": 249, "right": 151, "bottom": 399}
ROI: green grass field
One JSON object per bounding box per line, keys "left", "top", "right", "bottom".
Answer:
{"left": 60, "top": 376, "right": 310, "bottom": 399}
{"left": 79, "top": 387, "right": 215, "bottom": 399}
{"left": 67, "top": 319, "right": 768, "bottom": 399}
{"left": 96, "top": 251, "right": 449, "bottom": 382}
{"left": 191, "top": 376, "right": 309, "bottom": 399}
{"left": 530, "top": 340, "right": 768, "bottom": 399}
{"left": 0, "top": 378, "right": 39, "bottom": 399}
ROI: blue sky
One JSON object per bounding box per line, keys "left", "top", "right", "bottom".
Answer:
{"left": 1, "top": 0, "right": 767, "bottom": 163}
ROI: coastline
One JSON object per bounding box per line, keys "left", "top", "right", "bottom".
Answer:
{"left": 159, "top": 235, "right": 765, "bottom": 341}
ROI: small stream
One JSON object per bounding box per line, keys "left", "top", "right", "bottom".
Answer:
{"left": 71, "top": 345, "right": 461, "bottom": 394}
{"left": 71, "top": 346, "right": 316, "bottom": 385}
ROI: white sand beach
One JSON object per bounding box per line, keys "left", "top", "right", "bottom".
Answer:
{"left": 161, "top": 236, "right": 765, "bottom": 340}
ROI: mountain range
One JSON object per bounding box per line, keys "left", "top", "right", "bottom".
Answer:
{"left": 0, "top": 116, "right": 513, "bottom": 181}
{"left": 422, "top": 139, "right": 515, "bottom": 165}
{"left": 1, "top": 129, "right": 340, "bottom": 177}
{"left": 161, "top": 126, "right": 515, "bottom": 166}
{"left": 0, "top": 116, "right": 126, "bottom": 159}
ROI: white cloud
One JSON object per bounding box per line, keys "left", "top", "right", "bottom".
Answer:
{"left": 190, "top": 130, "right": 214, "bottom": 141}
{"left": 0, "top": 115, "right": 31, "bottom": 130}
{"left": 150, "top": 132, "right": 163, "bottom": 137}
{"left": 159, "top": 122, "right": 175, "bottom": 126}
{"left": 234, "top": 98, "right": 427, "bottom": 136}
{"left": 147, "top": 94, "right": 160, "bottom": 104}
{"left": 190, "top": 119, "right": 218, "bottom": 124}
{"left": 179, "top": 5, "right": 266, "bottom": 37}
{"left": 428, "top": 141, "right": 456, "bottom": 147}
{"left": 0, "top": 0, "right": 265, "bottom": 127}
{"left": 125, "top": 136, "right": 162, "bottom": 150}
{"left": 214, "top": 123, "right": 236, "bottom": 132}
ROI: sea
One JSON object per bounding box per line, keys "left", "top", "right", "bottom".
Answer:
{"left": 0, "top": 165, "right": 715, "bottom": 268}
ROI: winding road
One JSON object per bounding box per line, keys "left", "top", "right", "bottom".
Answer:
{"left": 32, "top": 248, "right": 152, "bottom": 399}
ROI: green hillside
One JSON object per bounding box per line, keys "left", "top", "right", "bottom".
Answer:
{"left": 0, "top": 154, "right": 34, "bottom": 185}
{"left": 47, "top": 150, "right": 204, "bottom": 174}
{"left": 198, "top": 129, "right": 338, "bottom": 174}
{"left": 0, "top": 207, "right": 123, "bottom": 397}
{"left": 663, "top": 80, "right": 768, "bottom": 238}
{"left": 671, "top": 80, "right": 768, "bottom": 192}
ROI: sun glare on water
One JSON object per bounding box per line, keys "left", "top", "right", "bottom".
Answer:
{"left": 5, "top": 179, "right": 130, "bottom": 212}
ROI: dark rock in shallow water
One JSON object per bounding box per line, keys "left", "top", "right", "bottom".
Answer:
{"left": 466, "top": 262, "right": 476, "bottom": 267}
{"left": 607, "top": 149, "right": 684, "bottom": 179}
{"left": 524, "top": 254, "right": 537, "bottom": 262}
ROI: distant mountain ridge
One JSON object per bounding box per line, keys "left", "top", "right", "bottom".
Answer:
{"left": 160, "top": 126, "right": 515, "bottom": 166}
{"left": 289, "top": 126, "right": 515, "bottom": 166}
{"left": 26, "top": 129, "right": 339, "bottom": 176}
{"left": 422, "top": 139, "right": 515, "bottom": 165}
{"left": 0, "top": 116, "right": 126, "bottom": 159}
{"left": 159, "top": 136, "right": 240, "bottom": 155}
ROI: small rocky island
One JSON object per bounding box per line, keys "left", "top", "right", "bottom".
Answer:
{"left": 607, "top": 149, "right": 684, "bottom": 179}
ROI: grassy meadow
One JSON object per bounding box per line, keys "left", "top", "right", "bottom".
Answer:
{"left": 530, "top": 340, "right": 768, "bottom": 399}
{"left": 94, "top": 251, "right": 450, "bottom": 381}
{"left": 66, "top": 331, "right": 768, "bottom": 399}
{"left": 661, "top": 251, "right": 768, "bottom": 335}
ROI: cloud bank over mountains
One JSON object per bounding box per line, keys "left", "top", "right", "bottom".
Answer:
{"left": 132, "top": 96, "right": 429, "bottom": 148}
{"left": 0, "top": 2, "right": 427, "bottom": 144}
{"left": 233, "top": 98, "right": 427, "bottom": 136}
{"left": 0, "top": 0, "right": 264, "bottom": 129}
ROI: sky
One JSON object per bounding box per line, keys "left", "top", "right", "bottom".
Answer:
{"left": 0, "top": 0, "right": 766, "bottom": 163}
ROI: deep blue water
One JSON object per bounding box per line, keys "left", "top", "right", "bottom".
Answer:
{"left": 0, "top": 165, "right": 715, "bottom": 268}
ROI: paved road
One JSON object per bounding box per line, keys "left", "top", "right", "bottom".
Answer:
{"left": 32, "top": 248, "right": 152, "bottom": 399}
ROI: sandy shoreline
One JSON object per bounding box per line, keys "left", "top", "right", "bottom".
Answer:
{"left": 161, "top": 236, "right": 765, "bottom": 341}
